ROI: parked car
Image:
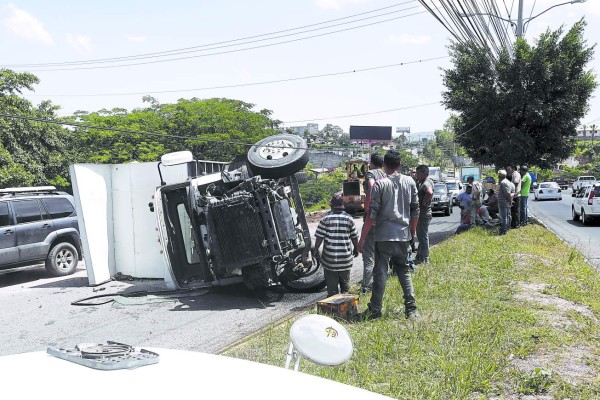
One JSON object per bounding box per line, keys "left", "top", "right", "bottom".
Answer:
{"left": 482, "top": 176, "right": 496, "bottom": 185}
{"left": 154, "top": 133, "right": 326, "bottom": 292}
{"left": 444, "top": 179, "right": 463, "bottom": 205}
{"left": 571, "top": 184, "right": 600, "bottom": 225}
{"left": 572, "top": 176, "right": 598, "bottom": 192}
{"left": 0, "top": 186, "right": 82, "bottom": 276}
{"left": 431, "top": 183, "right": 453, "bottom": 216}
{"left": 533, "top": 182, "right": 562, "bottom": 201}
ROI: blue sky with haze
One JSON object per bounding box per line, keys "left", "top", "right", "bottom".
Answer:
{"left": 1, "top": 0, "right": 599, "bottom": 137}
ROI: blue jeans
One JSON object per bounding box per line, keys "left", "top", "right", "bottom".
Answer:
{"left": 369, "top": 241, "right": 416, "bottom": 316}
{"left": 416, "top": 213, "right": 431, "bottom": 262}
{"left": 499, "top": 204, "right": 511, "bottom": 234}
{"left": 520, "top": 195, "right": 529, "bottom": 225}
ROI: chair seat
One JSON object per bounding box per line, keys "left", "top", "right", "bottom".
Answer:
{"left": 289, "top": 314, "right": 353, "bottom": 366}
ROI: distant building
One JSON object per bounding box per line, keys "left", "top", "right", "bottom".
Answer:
{"left": 287, "top": 123, "right": 319, "bottom": 137}
{"left": 576, "top": 125, "right": 598, "bottom": 141}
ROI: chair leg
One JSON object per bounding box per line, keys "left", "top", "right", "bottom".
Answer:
{"left": 284, "top": 342, "right": 295, "bottom": 369}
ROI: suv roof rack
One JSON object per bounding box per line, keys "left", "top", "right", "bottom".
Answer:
{"left": 0, "top": 186, "right": 58, "bottom": 195}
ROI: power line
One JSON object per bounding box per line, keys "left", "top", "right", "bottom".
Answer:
{"left": 11, "top": 9, "right": 428, "bottom": 72}
{"left": 3, "top": 1, "right": 419, "bottom": 68}
{"left": 29, "top": 56, "right": 449, "bottom": 97}
{"left": 282, "top": 102, "right": 441, "bottom": 123}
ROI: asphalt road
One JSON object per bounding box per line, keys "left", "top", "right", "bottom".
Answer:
{"left": 0, "top": 209, "right": 460, "bottom": 357}
{"left": 527, "top": 190, "right": 600, "bottom": 269}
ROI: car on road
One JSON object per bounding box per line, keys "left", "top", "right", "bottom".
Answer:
{"left": 571, "top": 184, "right": 600, "bottom": 225}
{"left": 572, "top": 176, "right": 598, "bottom": 192}
{"left": 155, "top": 133, "right": 326, "bottom": 292}
{"left": 0, "top": 186, "right": 82, "bottom": 276}
{"left": 444, "top": 179, "right": 463, "bottom": 205}
{"left": 533, "top": 182, "right": 562, "bottom": 201}
{"left": 482, "top": 176, "right": 496, "bottom": 185}
{"left": 431, "top": 183, "right": 453, "bottom": 216}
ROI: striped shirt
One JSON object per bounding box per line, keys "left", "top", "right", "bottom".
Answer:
{"left": 315, "top": 210, "right": 358, "bottom": 271}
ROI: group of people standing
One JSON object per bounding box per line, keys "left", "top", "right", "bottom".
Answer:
{"left": 313, "top": 150, "right": 423, "bottom": 321}
{"left": 311, "top": 153, "right": 536, "bottom": 321}
{"left": 497, "top": 165, "right": 532, "bottom": 235}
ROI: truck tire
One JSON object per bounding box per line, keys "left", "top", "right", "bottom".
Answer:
{"left": 242, "top": 264, "right": 270, "bottom": 290}
{"left": 45, "top": 242, "right": 79, "bottom": 277}
{"left": 294, "top": 171, "right": 308, "bottom": 184}
{"left": 247, "top": 134, "right": 309, "bottom": 179}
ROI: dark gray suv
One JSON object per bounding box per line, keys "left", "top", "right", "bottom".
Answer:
{"left": 0, "top": 186, "right": 82, "bottom": 276}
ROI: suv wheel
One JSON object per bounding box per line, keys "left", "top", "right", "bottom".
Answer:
{"left": 581, "top": 209, "right": 589, "bottom": 225}
{"left": 247, "top": 134, "right": 309, "bottom": 179}
{"left": 572, "top": 207, "right": 579, "bottom": 221}
{"left": 45, "top": 242, "right": 79, "bottom": 276}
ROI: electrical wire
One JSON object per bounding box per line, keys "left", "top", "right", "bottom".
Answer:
{"left": 3, "top": 1, "right": 419, "bottom": 68}
{"left": 281, "top": 102, "right": 441, "bottom": 123}
{"left": 11, "top": 9, "right": 428, "bottom": 72}
{"left": 28, "top": 56, "right": 449, "bottom": 97}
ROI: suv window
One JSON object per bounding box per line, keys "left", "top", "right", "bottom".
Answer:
{"left": 42, "top": 198, "right": 75, "bottom": 219}
{"left": 11, "top": 199, "right": 45, "bottom": 224}
{"left": 0, "top": 202, "right": 10, "bottom": 227}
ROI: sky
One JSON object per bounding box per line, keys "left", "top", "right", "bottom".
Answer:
{"left": 1, "top": 0, "right": 599, "bottom": 139}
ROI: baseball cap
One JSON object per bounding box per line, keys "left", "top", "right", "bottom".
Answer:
{"left": 519, "top": 165, "right": 529, "bottom": 172}
{"left": 329, "top": 192, "right": 344, "bottom": 209}
{"left": 498, "top": 169, "right": 507, "bottom": 176}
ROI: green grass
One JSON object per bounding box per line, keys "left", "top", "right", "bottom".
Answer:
{"left": 223, "top": 224, "right": 600, "bottom": 399}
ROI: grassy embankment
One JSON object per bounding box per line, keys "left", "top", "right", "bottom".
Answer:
{"left": 224, "top": 224, "right": 600, "bottom": 399}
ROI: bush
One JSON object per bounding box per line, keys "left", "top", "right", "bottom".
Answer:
{"left": 299, "top": 168, "right": 345, "bottom": 210}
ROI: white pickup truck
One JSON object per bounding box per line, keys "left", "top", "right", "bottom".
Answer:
{"left": 571, "top": 176, "right": 597, "bottom": 192}
{"left": 572, "top": 184, "right": 600, "bottom": 225}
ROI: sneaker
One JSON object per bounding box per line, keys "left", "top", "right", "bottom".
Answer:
{"left": 414, "top": 258, "right": 429, "bottom": 265}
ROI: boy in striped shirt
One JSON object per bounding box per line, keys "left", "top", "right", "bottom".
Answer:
{"left": 313, "top": 192, "right": 359, "bottom": 297}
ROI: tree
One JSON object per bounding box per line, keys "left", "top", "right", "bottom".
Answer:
{"left": 70, "top": 98, "right": 282, "bottom": 164}
{"left": 0, "top": 69, "right": 74, "bottom": 189}
{"left": 442, "top": 20, "right": 597, "bottom": 169}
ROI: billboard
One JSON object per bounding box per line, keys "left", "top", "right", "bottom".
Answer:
{"left": 349, "top": 126, "right": 392, "bottom": 141}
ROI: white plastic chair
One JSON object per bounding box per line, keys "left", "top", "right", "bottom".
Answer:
{"left": 284, "top": 314, "right": 353, "bottom": 371}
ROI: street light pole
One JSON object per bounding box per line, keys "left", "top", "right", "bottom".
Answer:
{"left": 516, "top": 0, "right": 525, "bottom": 37}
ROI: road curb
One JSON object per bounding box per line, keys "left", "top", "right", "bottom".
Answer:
{"left": 216, "top": 304, "right": 313, "bottom": 355}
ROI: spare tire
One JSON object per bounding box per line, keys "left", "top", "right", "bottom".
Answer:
{"left": 247, "top": 134, "right": 309, "bottom": 179}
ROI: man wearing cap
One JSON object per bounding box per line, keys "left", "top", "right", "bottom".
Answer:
{"left": 313, "top": 192, "right": 359, "bottom": 297}
{"left": 357, "top": 150, "right": 419, "bottom": 320}
{"left": 498, "top": 170, "right": 515, "bottom": 235}
{"left": 519, "top": 166, "right": 531, "bottom": 226}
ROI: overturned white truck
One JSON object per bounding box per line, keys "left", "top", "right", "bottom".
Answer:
{"left": 71, "top": 134, "right": 324, "bottom": 292}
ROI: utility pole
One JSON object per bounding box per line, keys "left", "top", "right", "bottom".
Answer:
{"left": 516, "top": 0, "right": 525, "bottom": 37}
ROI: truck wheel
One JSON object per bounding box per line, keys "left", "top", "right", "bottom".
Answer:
{"left": 247, "top": 134, "right": 309, "bottom": 179}
{"left": 242, "top": 264, "right": 270, "bottom": 290}
{"left": 444, "top": 206, "right": 450, "bottom": 216}
{"left": 572, "top": 207, "right": 579, "bottom": 221}
{"left": 45, "top": 242, "right": 79, "bottom": 276}
{"left": 294, "top": 171, "right": 308, "bottom": 184}
{"left": 276, "top": 249, "right": 326, "bottom": 293}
